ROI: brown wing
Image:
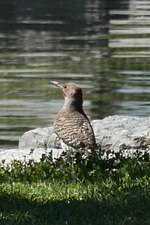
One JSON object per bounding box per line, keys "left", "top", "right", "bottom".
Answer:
{"left": 54, "top": 110, "right": 95, "bottom": 149}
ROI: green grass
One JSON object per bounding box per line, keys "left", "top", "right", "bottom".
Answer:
{"left": 0, "top": 150, "right": 150, "bottom": 225}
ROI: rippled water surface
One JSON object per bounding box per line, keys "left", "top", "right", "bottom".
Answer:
{"left": 0, "top": 0, "right": 150, "bottom": 149}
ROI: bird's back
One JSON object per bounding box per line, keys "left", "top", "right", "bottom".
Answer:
{"left": 54, "top": 109, "right": 95, "bottom": 149}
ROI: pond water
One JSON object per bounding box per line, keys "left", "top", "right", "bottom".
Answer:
{"left": 0, "top": 0, "right": 150, "bottom": 149}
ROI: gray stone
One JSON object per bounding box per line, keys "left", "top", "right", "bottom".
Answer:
{"left": 1, "top": 116, "right": 150, "bottom": 165}
{"left": 19, "top": 127, "right": 57, "bottom": 149}
{"left": 19, "top": 115, "right": 150, "bottom": 152}
{"left": 92, "top": 115, "right": 150, "bottom": 152}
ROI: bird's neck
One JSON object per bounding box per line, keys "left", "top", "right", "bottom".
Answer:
{"left": 62, "top": 96, "right": 84, "bottom": 113}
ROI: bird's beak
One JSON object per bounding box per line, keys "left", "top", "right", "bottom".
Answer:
{"left": 50, "top": 81, "right": 61, "bottom": 88}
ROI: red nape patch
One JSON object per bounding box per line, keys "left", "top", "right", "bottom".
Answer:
{"left": 75, "top": 88, "right": 83, "bottom": 100}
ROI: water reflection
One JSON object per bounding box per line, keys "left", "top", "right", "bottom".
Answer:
{"left": 0, "top": 0, "right": 150, "bottom": 149}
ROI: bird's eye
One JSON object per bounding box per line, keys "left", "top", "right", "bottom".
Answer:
{"left": 63, "top": 85, "right": 67, "bottom": 89}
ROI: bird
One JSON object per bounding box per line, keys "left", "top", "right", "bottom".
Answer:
{"left": 51, "top": 81, "right": 96, "bottom": 154}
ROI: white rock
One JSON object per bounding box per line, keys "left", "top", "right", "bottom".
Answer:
{"left": 0, "top": 148, "right": 64, "bottom": 165}
{"left": 1, "top": 116, "right": 150, "bottom": 165}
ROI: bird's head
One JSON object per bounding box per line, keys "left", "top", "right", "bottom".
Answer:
{"left": 51, "top": 81, "right": 83, "bottom": 102}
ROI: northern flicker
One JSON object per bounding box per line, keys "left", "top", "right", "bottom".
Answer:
{"left": 51, "top": 81, "right": 96, "bottom": 152}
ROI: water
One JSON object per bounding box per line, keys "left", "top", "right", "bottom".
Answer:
{"left": 0, "top": 0, "right": 150, "bottom": 149}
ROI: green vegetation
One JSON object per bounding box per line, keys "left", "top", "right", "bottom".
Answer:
{"left": 0, "top": 149, "right": 150, "bottom": 225}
